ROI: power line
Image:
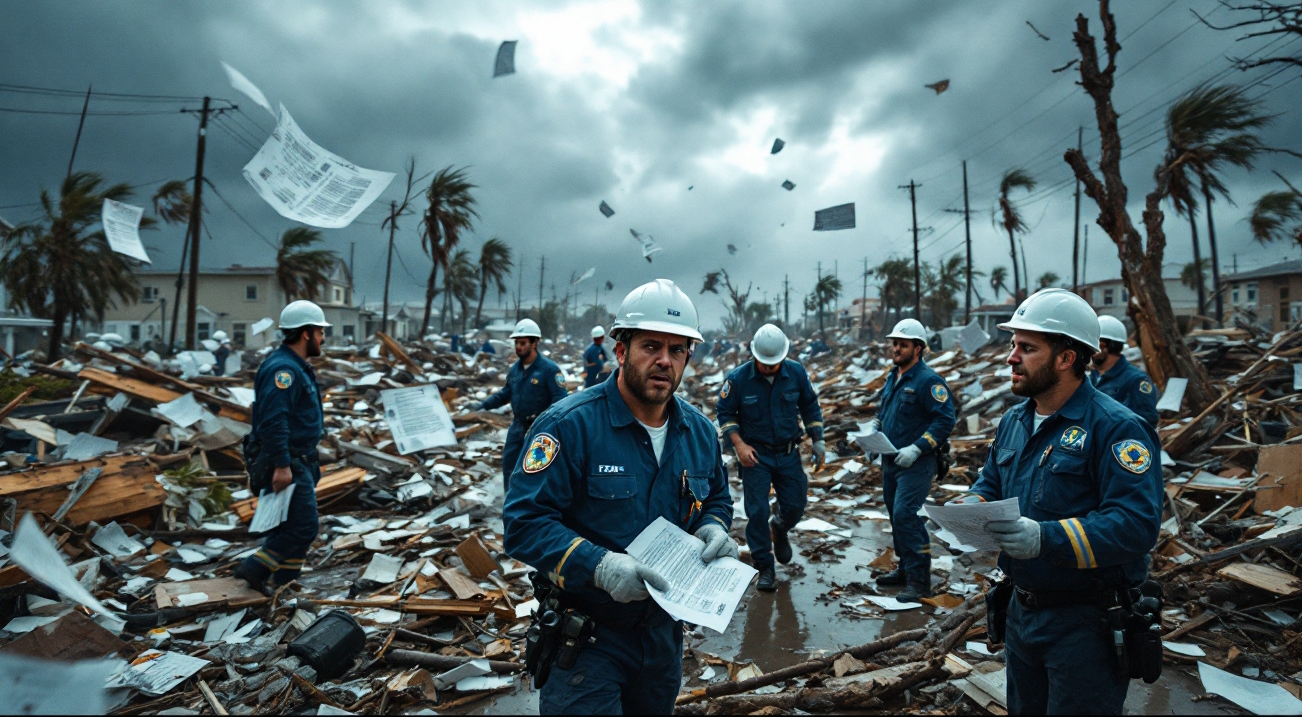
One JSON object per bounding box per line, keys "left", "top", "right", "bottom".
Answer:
{"left": 208, "top": 114, "right": 260, "bottom": 153}
{"left": 201, "top": 179, "right": 279, "bottom": 252}
{"left": 0, "top": 82, "right": 214, "bottom": 103}
{"left": 0, "top": 106, "right": 185, "bottom": 116}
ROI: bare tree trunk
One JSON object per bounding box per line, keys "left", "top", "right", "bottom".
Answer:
{"left": 474, "top": 278, "right": 487, "bottom": 329}
{"left": 1188, "top": 212, "right": 1207, "bottom": 327}
{"left": 421, "top": 263, "right": 439, "bottom": 337}
{"left": 1204, "top": 181, "right": 1225, "bottom": 326}
{"left": 47, "top": 302, "right": 66, "bottom": 363}
{"left": 1007, "top": 229, "right": 1021, "bottom": 302}
{"left": 1063, "top": 0, "right": 1215, "bottom": 426}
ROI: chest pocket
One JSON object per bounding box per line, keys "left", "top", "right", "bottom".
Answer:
{"left": 740, "top": 393, "right": 762, "bottom": 421}
{"left": 585, "top": 475, "right": 639, "bottom": 545}
{"left": 899, "top": 389, "right": 917, "bottom": 405}
{"left": 1033, "top": 455, "right": 1094, "bottom": 517}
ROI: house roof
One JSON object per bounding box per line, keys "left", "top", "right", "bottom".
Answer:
{"left": 136, "top": 264, "right": 277, "bottom": 276}
{"left": 1224, "top": 259, "right": 1302, "bottom": 283}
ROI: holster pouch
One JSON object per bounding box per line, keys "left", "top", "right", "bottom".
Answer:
{"left": 935, "top": 441, "right": 954, "bottom": 482}
{"left": 523, "top": 573, "right": 596, "bottom": 689}
{"left": 1123, "top": 580, "right": 1164, "bottom": 684}
{"left": 986, "top": 575, "right": 1013, "bottom": 646}
{"left": 243, "top": 434, "right": 271, "bottom": 495}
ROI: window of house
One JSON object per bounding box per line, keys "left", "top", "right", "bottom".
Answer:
{"left": 129, "top": 325, "right": 141, "bottom": 342}
{"left": 1248, "top": 283, "right": 1258, "bottom": 302}
{"left": 141, "top": 286, "right": 158, "bottom": 303}
{"left": 1283, "top": 304, "right": 1291, "bottom": 323}
{"left": 1282, "top": 286, "right": 1291, "bottom": 300}
{"left": 1232, "top": 284, "right": 1240, "bottom": 303}
{"left": 342, "top": 324, "right": 355, "bottom": 338}
{"left": 197, "top": 322, "right": 211, "bottom": 340}
{"left": 324, "top": 325, "right": 334, "bottom": 338}
{"left": 333, "top": 287, "right": 343, "bottom": 303}
{"left": 1103, "top": 288, "right": 1115, "bottom": 306}
{"left": 233, "top": 323, "right": 246, "bottom": 348}
{"left": 245, "top": 284, "right": 258, "bottom": 301}
{"left": 1122, "top": 289, "right": 1129, "bottom": 303}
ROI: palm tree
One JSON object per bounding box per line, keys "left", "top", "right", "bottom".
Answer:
{"left": 1180, "top": 259, "right": 1210, "bottom": 293}
{"left": 1160, "top": 84, "right": 1270, "bottom": 326}
{"left": 923, "top": 255, "right": 966, "bottom": 326}
{"left": 446, "top": 249, "right": 479, "bottom": 332}
{"left": 813, "top": 274, "right": 842, "bottom": 333}
{"left": 989, "top": 265, "right": 1010, "bottom": 301}
{"left": 874, "top": 258, "right": 914, "bottom": 325}
{"left": 473, "top": 238, "right": 512, "bottom": 329}
{"left": 151, "top": 180, "right": 192, "bottom": 225}
{"left": 1036, "top": 271, "right": 1060, "bottom": 289}
{"left": 996, "top": 169, "right": 1036, "bottom": 302}
{"left": 420, "top": 167, "right": 479, "bottom": 336}
{"left": 0, "top": 172, "right": 146, "bottom": 361}
{"left": 276, "top": 227, "right": 338, "bottom": 301}
{"left": 1250, "top": 183, "right": 1302, "bottom": 246}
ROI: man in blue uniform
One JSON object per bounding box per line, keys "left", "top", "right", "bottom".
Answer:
{"left": 963, "top": 288, "right": 1163, "bottom": 714}
{"left": 478, "top": 318, "right": 568, "bottom": 489}
{"left": 871, "top": 318, "right": 956, "bottom": 602}
{"left": 503, "top": 279, "right": 736, "bottom": 716}
{"left": 716, "top": 323, "right": 823, "bottom": 592}
{"left": 583, "top": 325, "right": 610, "bottom": 388}
{"left": 233, "top": 301, "right": 329, "bottom": 589}
{"left": 1091, "top": 315, "right": 1159, "bottom": 427}
{"left": 212, "top": 331, "right": 232, "bottom": 376}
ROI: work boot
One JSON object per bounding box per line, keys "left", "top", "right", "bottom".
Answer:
{"left": 770, "top": 517, "right": 793, "bottom": 565}
{"left": 875, "top": 568, "right": 907, "bottom": 586}
{"left": 756, "top": 566, "right": 777, "bottom": 592}
{"left": 233, "top": 559, "right": 271, "bottom": 591}
{"left": 897, "top": 583, "right": 933, "bottom": 603}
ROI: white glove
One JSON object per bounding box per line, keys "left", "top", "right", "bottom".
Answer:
{"left": 894, "top": 444, "right": 922, "bottom": 468}
{"left": 696, "top": 523, "right": 739, "bottom": 562}
{"left": 811, "top": 440, "right": 826, "bottom": 470}
{"left": 865, "top": 419, "right": 880, "bottom": 434}
{"left": 986, "top": 517, "right": 1042, "bottom": 559}
{"left": 593, "top": 552, "right": 668, "bottom": 603}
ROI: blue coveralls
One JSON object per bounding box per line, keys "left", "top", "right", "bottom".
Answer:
{"left": 1090, "top": 356, "right": 1159, "bottom": 428}
{"left": 877, "top": 359, "right": 956, "bottom": 587}
{"left": 503, "top": 370, "right": 733, "bottom": 715}
{"left": 482, "top": 354, "right": 568, "bottom": 487}
{"left": 971, "top": 379, "right": 1163, "bottom": 715}
{"left": 583, "top": 342, "right": 607, "bottom": 388}
{"left": 237, "top": 344, "right": 324, "bottom": 585}
{"left": 716, "top": 359, "right": 823, "bottom": 571}
{"left": 214, "top": 345, "right": 231, "bottom": 376}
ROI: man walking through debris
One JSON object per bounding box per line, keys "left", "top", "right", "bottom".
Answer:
{"left": 871, "top": 318, "right": 955, "bottom": 603}
{"left": 1090, "top": 315, "right": 1160, "bottom": 427}
{"left": 213, "top": 330, "right": 232, "bottom": 376}
{"left": 477, "top": 318, "right": 568, "bottom": 488}
{"left": 583, "top": 325, "right": 611, "bottom": 388}
{"left": 234, "top": 301, "right": 329, "bottom": 590}
{"left": 716, "top": 322, "right": 823, "bottom": 592}
{"left": 503, "top": 279, "right": 735, "bottom": 715}
{"left": 962, "top": 288, "right": 1163, "bottom": 714}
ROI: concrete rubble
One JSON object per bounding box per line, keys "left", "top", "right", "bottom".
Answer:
{"left": 0, "top": 325, "right": 1301, "bottom": 713}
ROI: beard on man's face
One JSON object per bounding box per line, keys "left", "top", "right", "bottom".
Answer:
{"left": 1010, "top": 355, "right": 1058, "bottom": 397}
{"left": 621, "top": 352, "right": 680, "bottom": 406}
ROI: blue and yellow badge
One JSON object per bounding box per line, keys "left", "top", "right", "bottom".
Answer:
{"left": 1139, "top": 380, "right": 1153, "bottom": 394}
{"left": 523, "top": 433, "right": 560, "bottom": 474}
{"left": 274, "top": 370, "right": 293, "bottom": 389}
{"left": 530, "top": 378, "right": 538, "bottom": 385}
{"left": 1060, "top": 426, "right": 1088, "bottom": 451}
{"left": 931, "top": 385, "right": 948, "bottom": 403}
{"left": 556, "top": 372, "right": 565, "bottom": 387}
{"left": 1112, "top": 440, "right": 1152, "bottom": 474}
{"left": 720, "top": 380, "right": 731, "bottom": 399}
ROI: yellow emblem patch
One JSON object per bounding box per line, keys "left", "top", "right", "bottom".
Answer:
{"left": 720, "top": 380, "right": 731, "bottom": 399}
{"left": 274, "top": 370, "right": 293, "bottom": 389}
{"left": 1139, "top": 380, "right": 1153, "bottom": 394}
{"left": 931, "top": 385, "right": 948, "bottom": 403}
{"left": 523, "top": 433, "right": 560, "bottom": 474}
{"left": 1112, "top": 440, "right": 1152, "bottom": 474}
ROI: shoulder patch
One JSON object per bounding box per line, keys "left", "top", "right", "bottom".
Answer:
{"left": 530, "top": 377, "right": 539, "bottom": 385}
{"left": 1138, "top": 380, "right": 1153, "bottom": 394}
{"left": 274, "top": 370, "right": 293, "bottom": 389}
{"left": 1112, "top": 440, "right": 1152, "bottom": 474}
{"left": 931, "top": 384, "right": 948, "bottom": 403}
{"left": 720, "top": 380, "right": 731, "bottom": 399}
{"left": 1059, "top": 426, "right": 1088, "bottom": 451}
{"left": 523, "top": 433, "right": 560, "bottom": 474}
{"left": 556, "top": 372, "right": 565, "bottom": 387}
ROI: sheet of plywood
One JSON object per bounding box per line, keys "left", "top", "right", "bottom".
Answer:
{"left": 1217, "top": 562, "right": 1302, "bottom": 596}
{"left": 1255, "top": 444, "right": 1302, "bottom": 514}
{"left": 1, "top": 458, "right": 164, "bottom": 526}
{"left": 154, "top": 577, "right": 265, "bottom": 608}
{"left": 0, "top": 611, "right": 127, "bottom": 661}
{"left": 0, "top": 456, "right": 139, "bottom": 496}
{"left": 455, "top": 533, "right": 499, "bottom": 579}
{"left": 438, "top": 566, "right": 487, "bottom": 600}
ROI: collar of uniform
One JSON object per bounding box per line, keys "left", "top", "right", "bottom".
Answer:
{"left": 1046, "top": 378, "right": 1096, "bottom": 422}
{"left": 276, "top": 343, "right": 311, "bottom": 373}
{"left": 1104, "top": 354, "right": 1130, "bottom": 378}
{"left": 601, "top": 368, "right": 686, "bottom": 430}
{"left": 745, "top": 359, "right": 787, "bottom": 381}
{"left": 895, "top": 358, "right": 926, "bottom": 382}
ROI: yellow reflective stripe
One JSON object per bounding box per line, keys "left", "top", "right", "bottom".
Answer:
{"left": 806, "top": 421, "right": 823, "bottom": 428}
{"left": 552, "top": 537, "right": 586, "bottom": 589}
{"left": 922, "top": 432, "right": 937, "bottom": 448}
{"left": 1071, "top": 518, "right": 1098, "bottom": 569}
{"left": 1060, "top": 519, "right": 1087, "bottom": 569}
{"left": 708, "top": 515, "right": 728, "bottom": 530}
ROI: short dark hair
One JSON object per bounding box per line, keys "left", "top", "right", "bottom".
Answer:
{"left": 282, "top": 326, "right": 310, "bottom": 345}
{"left": 1102, "top": 338, "right": 1125, "bottom": 355}
{"left": 1046, "top": 334, "right": 1092, "bottom": 378}
{"left": 611, "top": 328, "right": 696, "bottom": 354}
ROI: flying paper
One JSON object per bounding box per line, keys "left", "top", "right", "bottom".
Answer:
{"left": 599, "top": 200, "right": 615, "bottom": 218}
{"left": 242, "top": 105, "right": 395, "bottom": 229}
{"left": 781, "top": 179, "right": 795, "bottom": 191}
{"left": 630, "top": 228, "right": 662, "bottom": 263}
{"left": 573, "top": 267, "right": 595, "bottom": 285}
{"left": 605, "top": 280, "right": 614, "bottom": 291}
{"left": 813, "top": 203, "right": 856, "bottom": 231}
{"left": 770, "top": 138, "right": 785, "bottom": 154}
{"left": 251, "top": 317, "right": 275, "bottom": 336}
{"left": 221, "top": 61, "right": 276, "bottom": 120}
{"left": 727, "top": 244, "right": 738, "bottom": 255}
{"left": 101, "top": 199, "right": 151, "bottom": 264}
{"left": 494, "top": 41, "right": 518, "bottom": 77}
{"left": 926, "top": 79, "right": 951, "bottom": 94}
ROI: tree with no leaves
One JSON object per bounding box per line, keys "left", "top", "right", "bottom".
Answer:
{"left": 420, "top": 167, "right": 479, "bottom": 336}
{"left": 701, "top": 269, "right": 752, "bottom": 335}
{"left": 276, "top": 227, "right": 338, "bottom": 301}
{"left": 995, "top": 169, "right": 1037, "bottom": 302}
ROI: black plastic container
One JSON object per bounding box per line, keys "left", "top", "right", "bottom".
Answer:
{"left": 287, "top": 610, "right": 366, "bottom": 680}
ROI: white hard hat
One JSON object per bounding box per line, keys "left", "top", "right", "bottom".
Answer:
{"left": 886, "top": 319, "right": 929, "bottom": 348}
{"left": 591, "top": 326, "right": 605, "bottom": 339}
{"left": 1097, "top": 315, "right": 1127, "bottom": 345}
{"left": 212, "top": 330, "right": 229, "bottom": 342}
{"left": 610, "top": 279, "right": 703, "bottom": 342}
{"left": 510, "top": 318, "right": 542, "bottom": 339}
{"left": 751, "top": 323, "right": 790, "bottom": 365}
{"left": 999, "top": 288, "right": 1100, "bottom": 352}
{"left": 279, "top": 300, "right": 331, "bottom": 330}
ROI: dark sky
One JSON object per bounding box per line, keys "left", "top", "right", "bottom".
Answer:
{"left": 3, "top": 1, "right": 1300, "bottom": 329}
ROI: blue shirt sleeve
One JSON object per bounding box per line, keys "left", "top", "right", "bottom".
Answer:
{"left": 796, "top": 366, "right": 824, "bottom": 442}
{"left": 715, "top": 374, "right": 741, "bottom": 440}
{"left": 547, "top": 365, "right": 569, "bottom": 405}
{"left": 481, "top": 368, "right": 513, "bottom": 410}
{"left": 1130, "top": 374, "right": 1160, "bottom": 427}
{"left": 912, "top": 376, "right": 957, "bottom": 453}
{"left": 255, "top": 363, "right": 295, "bottom": 468}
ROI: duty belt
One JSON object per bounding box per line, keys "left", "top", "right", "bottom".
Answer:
{"left": 1014, "top": 586, "right": 1102, "bottom": 610}
{"left": 749, "top": 439, "right": 798, "bottom": 455}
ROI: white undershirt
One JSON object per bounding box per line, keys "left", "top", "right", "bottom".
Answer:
{"left": 637, "top": 418, "right": 669, "bottom": 464}
{"left": 1033, "top": 412, "right": 1051, "bottom": 433}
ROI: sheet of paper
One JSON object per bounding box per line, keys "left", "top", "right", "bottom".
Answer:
{"left": 1198, "top": 661, "right": 1302, "bottom": 715}
{"left": 958, "top": 320, "right": 990, "bottom": 355}
{"left": 252, "top": 317, "right": 275, "bottom": 336}
{"left": 361, "top": 553, "right": 404, "bottom": 584}
{"left": 243, "top": 105, "right": 395, "bottom": 229}
{"left": 865, "top": 595, "right": 923, "bottom": 611}
{"left": 629, "top": 228, "right": 663, "bottom": 261}
{"left": 248, "top": 485, "right": 296, "bottom": 534}
{"left": 624, "top": 517, "right": 756, "bottom": 633}
{"left": 854, "top": 431, "right": 898, "bottom": 455}
{"left": 433, "top": 659, "right": 491, "bottom": 690}
{"left": 227, "top": 386, "right": 256, "bottom": 407}
{"left": 10, "top": 514, "right": 113, "bottom": 616}
{"left": 224, "top": 350, "right": 242, "bottom": 376}
{"left": 92, "top": 522, "right": 145, "bottom": 559}
{"left": 62, "top": 432, "right": 118, "bottom": 461}
{"left": 1295, "top": 364, "right": 1302, "bottom": 391}
{"left": 221, "top": 61, "right": 276, "bottom": 120}
{"left": 202, "top": 608, "right": 247, "bottom": 643}
{"left": 0, "top": 653, "right": 124, "bottom": 715}
{"left": 107, "top": 649, "right": 211, "bottom": 696}
{"left": 381, "top": 385, "right": 457, "bottom": 454}
{"left": 1157, "top": 377, "right": 1188, "bottom": 412}
{"left": 101, "top": 199, "right": 152, "bottom": 264}
{"left": 922, "top": 498, "right": 1021, "bottom": 553}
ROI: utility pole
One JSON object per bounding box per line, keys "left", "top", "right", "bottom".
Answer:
{"left": 538, "top": 256, "right": 546, "bottom": 313}
{"left": 515, "top": 254, "right": 524, "bottom": 320}
{"left": 180, "top": 96, "right": 211, "bottom": 351}
{"left": 1082, "top": 225, "right": 1089, "bottom": 286}
{"left": 381, "top": 201, "right": 397, "bottom": 334}
{"left": 66, "top": 85, "right": 91, "bottom": 180}
{"left": 860, "top": 257, "right": 869, "bottom": 339}
{"left": 816, "top": 262, "right": 824, "bottom": 334}
{"left": 783, "top": 274, "right": 790, "bottom": 326}
{"left": 900, "top": 180, "right": 922, "bottom": 320}
{"left": 1204, "top": 184, "right": 1225, "bottom": 326}
{"left": 1072, "top": 127, "right": 1083, "bottom": 291}
{"left": 349, "top": 242, "right": 356, "bottom": 292}
{"left": 943, "top": 164, "right": 974, "bottom": 324}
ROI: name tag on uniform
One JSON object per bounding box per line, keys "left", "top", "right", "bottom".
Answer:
{"left": 596, "top": 465, "right": 626, "bottom": 474}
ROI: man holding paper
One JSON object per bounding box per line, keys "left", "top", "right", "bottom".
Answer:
{"left": 871, "top": 318, "right": 955, "bottom": 603}
{"left": 715, "top": 322, "right": 824, "bottom": 592}
{"left": 503, "top": 279, "right": 735, "bottom": 715}
{"left": 961, "top": 288, "right": 1162, "bottom": 714}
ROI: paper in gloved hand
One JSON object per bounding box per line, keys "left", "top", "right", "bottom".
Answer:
{"left": 854, "top": 431, "right": 897, "bottom": 455}
{"left": 922, "top": 498, "right": 1021, "bottom": 552}
{"left": 625, "top": 517, "right": 756, "bottom": 633}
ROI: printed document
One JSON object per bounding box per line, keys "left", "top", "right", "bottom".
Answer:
{"left": 248, "top": 484, "right": 296, "bottom": 534}
{"left": 381, "top": 385, "right": 457, "bottom": 454}
{"left": 101, "top": 199, "right": 152, "bottom": 263}
{"left": 922, "top": 498, "right": 1021, "bottom": 552}
{"left": 625, "top": 517, "right": 756, "bottom": 633}
{"left": 854, "top": 431, "right": 898, "bottom": 455}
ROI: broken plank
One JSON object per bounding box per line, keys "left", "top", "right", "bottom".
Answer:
{"left": 1217, "top": 562, "right": 1302, "bottom": 596}
{"left": 375, "top": 332, "right": 424, "bottom": 375}
{"left": 230, "top": 467, "right": 367, "bottom": 522}
{"left": 438, "top": 566, "right": 487, "bottom": 600}
{"left": 455, "top": 533, "right": 500, "bottom": 579}
{"left": 154, "top": 577, "right": 266, "bottom": 609}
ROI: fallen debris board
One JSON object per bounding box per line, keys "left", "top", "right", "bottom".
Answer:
{"left": 456, "top": 533, "right": 499, "bottom": 578}
{"left": 1254, "top": 444, "right": 1302, "bottom": 514}
{"left": 361, "top": 554, "right": 404, "bottom": 584}
{"left": 231, "top": 467, "right": 367, "bottom": 522}
{"left": 1217, "top": 562, "right": 1302, "bottom": 596}
{"left": 0, "top": 457, "right": 165, "bottom": 526}
{"left": 154, "top": 577, "right": 266, "bottom": 609}
{"left": 79, "top": 366, "right": 184, "bottom": 405}
{"left": 1198, "top": 661, "right": 1302, "bottom": 715}
{"left": 375, "top": 332, "right": 424, "bottom": 375}
{"left": 0, "top": 611, "right": 127, "bottom": 661}
{"left": 0, "top": 652, "right": 124, "bottom": 715}
{"left": 439, "top": 566, "right": 487, "bottom": 600}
